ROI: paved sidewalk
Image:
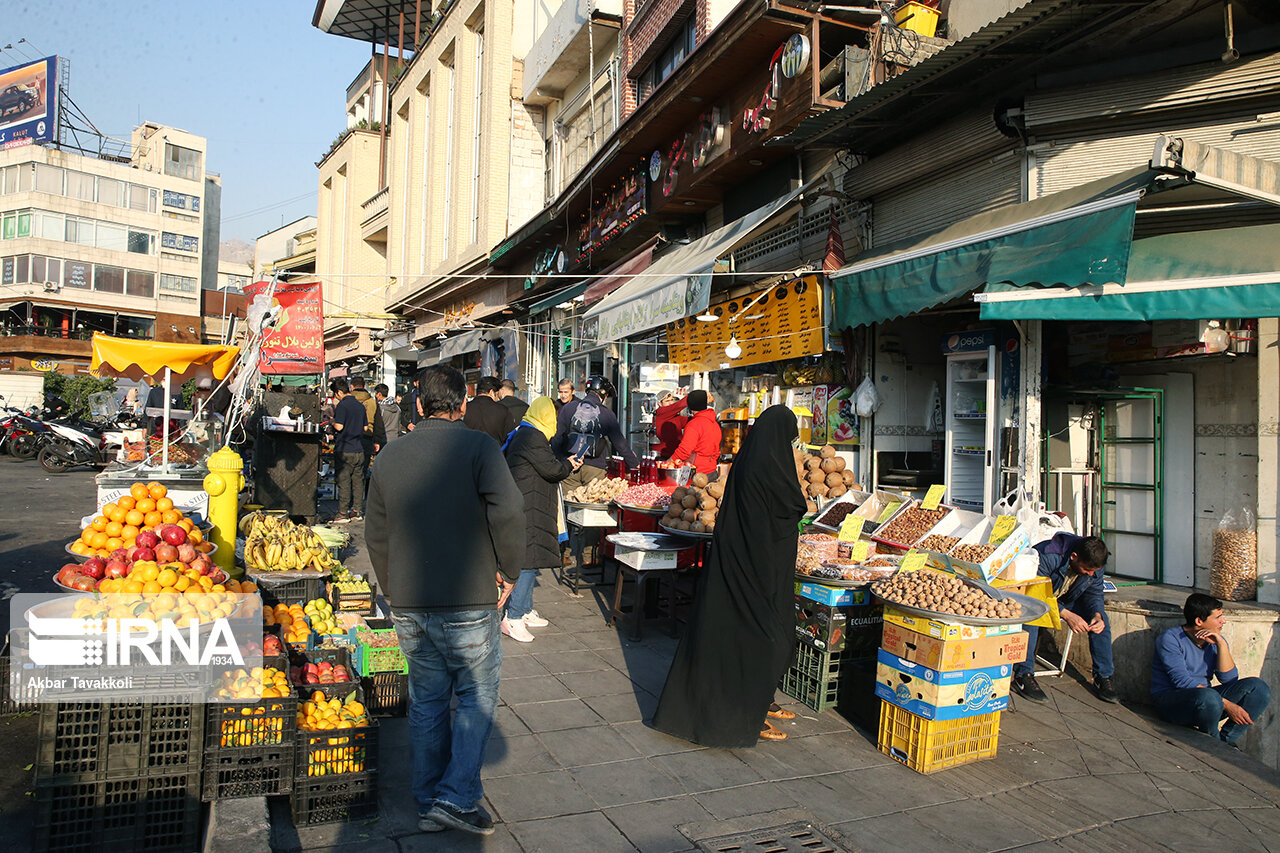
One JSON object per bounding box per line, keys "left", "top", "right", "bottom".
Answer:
{"left": 272, "top": 571, "right": 1280, "bottom": 853}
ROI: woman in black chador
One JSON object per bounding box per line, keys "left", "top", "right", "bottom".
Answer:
{"left": 651, "top": 405, "right": 808, "bottom": 747}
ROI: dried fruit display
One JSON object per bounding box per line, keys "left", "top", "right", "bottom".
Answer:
{"left": 872, "top": 571, "right": 1021, "bottom": 619}
{"left": 565, "top": 477, "right": 629, "bottom": 504}
{"left": 875, "top": 506, "right": 950, "bottom": 546}
{"left": 951, "top": 544, "right": 997, "bottom": 563}
{"left": 814, "top": 501, "right": 858, "bottom": 528}
{"left": 616, "top": 483, "right": 671, "bottom": 509}
{"left": 918, "top": 534, "right": 960, "bottom": 553}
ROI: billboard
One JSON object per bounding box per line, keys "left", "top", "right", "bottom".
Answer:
{"left": 0, "top": 56, "right": 57, "bottom": 150}
{"left": 243, "top": 279, "right": 325, "bottom": 374}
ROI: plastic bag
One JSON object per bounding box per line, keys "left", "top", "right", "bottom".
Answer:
{"left": 1211, "top": 505, "right": 1257, "bottom": 601}
{"left": 853, "top": 377, "right": 883, "bottom": 417}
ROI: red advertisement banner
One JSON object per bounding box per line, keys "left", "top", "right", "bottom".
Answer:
{"left": 244, "top": 280, "right": 324, "bottom": 374}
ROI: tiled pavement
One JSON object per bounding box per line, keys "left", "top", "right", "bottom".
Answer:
{"left": 272, "top": 573, "right": 1280, "bottom": 853}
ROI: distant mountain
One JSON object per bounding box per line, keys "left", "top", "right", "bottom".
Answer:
{"left": 220, "top": 239, "right": 255, "bottom": 264}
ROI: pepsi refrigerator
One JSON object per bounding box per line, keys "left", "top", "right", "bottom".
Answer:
{"left": 943, "top": 331, "right": 1002, "bottom": 514}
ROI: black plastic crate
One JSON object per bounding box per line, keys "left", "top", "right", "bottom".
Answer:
{"left": 205, "top": 657, "right": 296, "bottom": 751}
{"left": 327, "top": 579, "right": 377, "bottom": 616}
{"left": 360, "top": 671, "right": 408, "bottom": 717}
{"left": 201, "top": 744, "right": 294, "bottom": 801}
{"left": 288, "top": 646, "right": 359, "bottom": 699}
{"left": 34, "top": 770, "right": 201, "bottom": 853}
{"left": 36, "top": 700, "right": 204, "bottom": 783}
{"left": 290, "top": 771, "right": 379, "bottom": 826}
{"left": 296, "top": 696, "right": 379, "bottom": 779}
{"left": 255, "top": 575, "right": 324, "bottom": 607}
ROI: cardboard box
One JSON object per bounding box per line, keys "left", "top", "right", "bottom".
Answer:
{"left": 795, "top": 599, "right": 883, "bottom": 655}
{"left": 880, "top": 622, "right": 1028, "bottom": 671}
{"left": 794, "top": 581, "right": 870, "bottom": 608}
{"left": 943, "top": 518, "right": 1031, "bottom": 584}
{"left": 875, "top": 650, "right": 1012, "bottom": 720}
{"left": 613, "top": 546, "right": 678, "bottom": 571}
{"left": 882, "top": 606, "right": 1021, "bottom": 641}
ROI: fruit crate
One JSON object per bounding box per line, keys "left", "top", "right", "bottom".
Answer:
{"left": 290, "top": 770, "right": 379, "bottom": 826}
{"left": 288, "top": 646, "right": 359, "bottom": 699}
{"left": 204, "top": 656, "right": 297, "bottom": 752}
{"left": 780, "top": 644, "right": 848, "bottom": 713}
{"left": 360, "top": 671, "right": 409, "bottom": 717}
{"left": 34, "top": 769, "right": 201, "bottom": 853}
{"left": 877, "top": 700, "right": 1001, "bottom": 774}
{"left": 353, "top": 628, "right": 408, "bottom": 676}
{"left": 327, "top": 578, "right": 377, "bottom": 616}
{"left": 296, "top": 686, "right": 379, "bottom": 779}
{"left": 36, "top": 700, "right": 204, "bottom": 783}
{"left": 255, "top": 575, "right": 325, "bottom": 607}
{"left": 201, "top": 744, "right": 294, "bottom": 801}
{"left": 1, "top": 638, "right": 40, "bottom": 714}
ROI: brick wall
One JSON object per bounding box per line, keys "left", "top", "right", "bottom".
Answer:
{"left": 620, "top": 0, "right": 705, "bottom": 118}
{"left": 509, "top": 98, "right": 547, "bottom": 229}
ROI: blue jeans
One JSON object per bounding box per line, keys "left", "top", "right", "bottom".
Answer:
{"left": 506, "top": 569, "right": 538, "bottom": 620}
{"left": 1014, "top": 601, "right": 1114, "bottom": 679}
{"left": 391, "top": 609, "right": 502, "bottom": 815}
{"left": 1152, "top": 677, "right": 1272, "bottom": 744}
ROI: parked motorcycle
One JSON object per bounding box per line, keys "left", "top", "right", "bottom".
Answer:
{"left": 37, "top": 419, "right": 108, "bottom": 473}
{"left": 0, "top": 411, "right": 50, "bottom": 459}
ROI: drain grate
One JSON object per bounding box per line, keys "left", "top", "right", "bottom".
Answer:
{"left": 695, "top": 821, "right": 848, "bottom": 853}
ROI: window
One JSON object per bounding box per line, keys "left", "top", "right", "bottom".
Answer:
{"left": 159, "top": 273, "right": 197, "bottom": 294}
{"left": 15, "top": 211, "right": 30, "bottom": 238}
{"left": 97, "top": 177, "right": 123, "bottom": 207}
{"left": 128, "top": 184, "right": 152, "bottom": 211}
{"left": 34, "top": 164, "right": 63, "bottom": 194}
{"left": 96, "top": 223, "right": 127, "bottom": 252}
{"left": 41, "top": 212, "right": 63, "bottom": 241}
{"left": 471, "top": 24, "right": 484, "bottom": 245}
{"left": 14, "top": 254, "right": 28, "bottom": 284}
{"left": 443, "top": 57, "right": 456, "bottom": 260}
{"left": 64, "top": 261, "right": 90, "bottom": 289}
{"left": 65, "top": 170, "right": 95, "bottom": 201}
{"left": 31, "top": 255, "right": 44, "bottom": 282}
{"left": 126, "top": 270, "right": 155, "bottom": 298}
{"left": 635, "top": 18, "right": 695, "bottom": 105}
{"left": 162, "top": 189, "right": 200, "bottom": 211}
{"left": 161, "top": 232, "right": 198, "bottom": 252}
{"left": 0, "top": 165, "right": 16, "bottom": 194}
{"left": 66, "top": 218, "right": 94, "bottom": 246}
{"left": 117, "top": 316, "right": 153, "bottom": 338}
{"left": 164, "top": 143, "right": 202, "bottom": 181}
{"left": 127, "top": 230, "right": 154, "bottom": 254}
{"left": 559, "top": 65, "right": 618, "bottom": 186}
{"left": 93, "top": 265, "right": 125, "bottom": 294}
{"left": 1, "top": 257, "right": 12, "bottom": 284}
{"left": 1, "top": 213, "right": 13, "bottom": 240}
{"left": 45, "top": 257, "right": 61, "bottom": 287}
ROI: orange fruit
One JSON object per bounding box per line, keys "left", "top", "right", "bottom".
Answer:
{"left": 136, "top": 498, "right": 156, "bottom": 514}
{"left": 105, "top": 505, "right": 125, "bottom": 524}
{"left": 117, "top": 495, "right": 136, "bottom": 511}
{"left": 122, "top": 580, "right": 144, "bottom": 594}
{"left": 91, "top": 516, "right": 108, "bottom": 531}
{"left": 156, "top": 497, "right": 174, "bottom": 512}
{"left": 144, "top": 512, "right": 163, "bottom": 528}
{"left": 138, "top": 564, "right": 160, "bottom": 582}
{"left": 81, "top": 528, "right": 96, "bottom": 544}
{"left": 188, "top": 528, "right": 203, "bottom": 543}
{"left": 122, "top": 524, "right": 140, "bottom": 540}
{"left": 198, "top": 576, "right": 214, "bottom": 591}
{"left": 90, "top": 532, "right": 109, "bottom": 549}
{"left": 101, "top": 501, "right": 120, "bottom": 518}
{"left": 142, "top": 580, "right": 163, "bottom": 594}
{"left": 148, "top": 483, "right": 167, "bottom": 500}
{"left": 161, "top": 510, "right": 180, "bottom": 524}
{"left": 157, "top": 569, "right": 178, "bottom": 588}
{"left": 105, "top": 521, "right": 123, "bottom": 538}
{"left": 173, "top": 576, "right": 191, "bottom": 592}
{"left": 124, "top": 509, "right": 144, "bottom": 527}
{"left": 106, "top": 537, "right": 123, "bottom": 551}
{"left": 130, "top": 482, "right": 149, "bottom": 499}
{"left": 197, "top": 542, "right": 213, "bottom": 554}
{"left": 179, "top": 519, "right": 194, "bottom": 532}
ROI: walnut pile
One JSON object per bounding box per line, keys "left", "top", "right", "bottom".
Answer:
{"left": 872, "top": 571, "right": 1022, "bottom": 619}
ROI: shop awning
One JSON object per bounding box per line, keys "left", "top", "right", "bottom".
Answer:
{"left": 584, "top": 183, "right": 813, "bottom": 341}
{"left": 90, "top": 334, "right": 240, "bottom": 383}
{"left": 527, "top": 281, "right": 592, "bottom": 315}
{"left": 582, "top": 238, "right": 659, "bottom": 305}
{"left": 437, "top": 329, "right": 487, "bottom": 361}
{"left": 976, "top": 222, "right": 1280, "bottom": 320}
{"left": 827, "top": 167, "right": 1152, "bottom": 330}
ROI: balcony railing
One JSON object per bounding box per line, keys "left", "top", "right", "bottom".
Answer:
{"left": 361, "top": 186, "right": 391, "bottom": 218}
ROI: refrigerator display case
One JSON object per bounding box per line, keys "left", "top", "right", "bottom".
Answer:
{"left": 944, "top": 343, "right": 999, "bottom": 513}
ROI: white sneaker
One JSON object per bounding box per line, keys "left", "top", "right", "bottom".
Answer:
{"left": 501, "top": 617, "right": 535, "bottom": 643}
{"left": 522, "top": 610, "right": 549, "bottom": 628}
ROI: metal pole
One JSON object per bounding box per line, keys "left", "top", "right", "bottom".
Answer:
{"left": 162, "top": 365, "right": 172, "bottom": 472}
{"left": 414, "top": 0, "right": 421, "bottom": 49}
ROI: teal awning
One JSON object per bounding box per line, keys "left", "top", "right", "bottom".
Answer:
{"left": 527, "top": 281, "right": 591, "bottom": 315}
{"left": 978, "top": 222, "right": 1280, "bottom": 320}
{"left": 828, "top": 168, "right": 1152, "bottom": 330}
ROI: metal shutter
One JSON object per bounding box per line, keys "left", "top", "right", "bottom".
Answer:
{"left": 872, "top": 152, "right": 1023, "bottom": 246}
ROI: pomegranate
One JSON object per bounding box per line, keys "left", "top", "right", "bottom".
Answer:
{"left": 161, "top": 525, "right": 188, "bottom": 546}
{"left": 83, "top": 557, "right": 106, "bottom": 576}
{"left": 155, "top": 543, "right": 179, "bottom": 563}
{"left": 176, "top": 543, "right": 197, "bottom": 564}
{"left": 135, "top": 530, "right": 160, "bottom": 549}
{"left": 129, "top": 546, "right": 156, "bottom": 563}
{"left": 83, "top": 561, "right": 110, "bottom": 580}
{"left": 56, "top": 564, "right": 79, "bottom": 585}
{"left": 71, "top": 576, "right": 97, "bottom": 591}
{"left": 104, "top": 561, "right": 130, "bottom": 580}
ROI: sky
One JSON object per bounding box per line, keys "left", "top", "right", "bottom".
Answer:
{"left": 5, "top": 0, "right": 371, "bottom": 245}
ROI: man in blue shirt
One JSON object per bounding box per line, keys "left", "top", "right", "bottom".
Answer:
{"left": 1012, "top": 534, "right": 1117, "bottom": 704}
{"left": 329, "top": 378, "right": 368, "bottom": 523}
{"left": 1151, "top": 593, "right": 1271, "bottom": 745}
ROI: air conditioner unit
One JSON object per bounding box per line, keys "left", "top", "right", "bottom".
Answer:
{"left": 42, "top": 280, "right": 60, "bottom": 293}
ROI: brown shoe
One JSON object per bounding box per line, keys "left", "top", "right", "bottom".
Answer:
{"left": 759, "top": 722, "right": 788, "bottom": 741}
{"left": 767, "top": 703, "right": 797, "bottom": 721}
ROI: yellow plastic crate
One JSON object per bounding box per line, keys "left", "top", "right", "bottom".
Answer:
{"left": 895, "top": 1, "right": 940, "bottom": 37}
{"left": 877, "top": 700, "right": 1000, "bottom": 774}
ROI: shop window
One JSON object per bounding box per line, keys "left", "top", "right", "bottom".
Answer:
{"left": 33, "top": 306, "right": 71, "bottom": 338}
{"left": 125, "top": 270, "right": 154, "bottom": 298}
{"left": 94, "top": 264, "right": 125, "bottom": 294}
{"left": 117, "top": 315, "right": 154, "bottom": 338}
{"left": 33, "top": 163, "right": 63, "bottom": 194}
{"left": 75, "top": 310, "right": 115, "bottom": 339}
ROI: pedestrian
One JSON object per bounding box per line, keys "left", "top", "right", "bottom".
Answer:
{"left": 328, "top": 378, "right": 367, "bottom": 523}
{"left": 651, "top": 405, "right": 808, "bottom": 746}
{"left": 553, "top": 378, "right": 575, "bottom": 413}
{"left": 669, "top": 389, "right": 721, "bottom": 475}
{"left": 652, "top": 388, "right": 689, "bottom": 459}
{"left": 551, "top": 376, "right": 638, "bottom": 491}
{"left": 497, "top": 378, "right": 529, "bottom": 423}
{"left": 375, "top": 383, "right": 401, "bottom": 440}
{"left": 366, "top": 365, "right": 525, "bottom": 836}
{"left": 462, "top": 376, "right": 515, "bottom": 443}
{"left": 350, "top": 376, "right": 386, "bottom": 454}
{"left": 500, "top": 396, "right": 582, "bottom": 642}
{"left": 1151, "top": 593, "right": 1271, "bottom": 745}
{"left": 404, "top": 386, "right": 419, "bottom": 432}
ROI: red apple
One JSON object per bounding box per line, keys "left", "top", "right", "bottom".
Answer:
{"left": 83, "top": 557, "right": 106, "bottom": 575}
{"left": 135, "top": 530, "right": 160, "bottom": 549}
{"left": 176, "top": 543, "right": 197, "bottom": 564}
{"left": 161, "top": 526, "right": 187, "bottom": 546}
{"left": 83, "top": 561, "right": 109, "bottom": 581}
{"left": 155, "top": 544, "right": 179, "bottom": 563}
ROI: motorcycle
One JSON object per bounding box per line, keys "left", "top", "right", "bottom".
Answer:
{"left": 0, "top": 412, "right": 50, "bottom": 459}
{"left": 37, "top": 419, "right": 108, "bottom": 473}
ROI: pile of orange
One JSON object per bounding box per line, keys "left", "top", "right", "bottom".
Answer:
{"left": 96, "top": 567, "right": 257, "bottom": 598}
{"left": 69, "top": 481, "right": 212, "bottom": 559}
{"left": 70, "top": 581, "right": 257, "bottom": 625}
{"left": 264, "top": 603, "right": 312, "bottom": 645}
{"left": 298, "top": 693, "right": 369, "bottom": 734}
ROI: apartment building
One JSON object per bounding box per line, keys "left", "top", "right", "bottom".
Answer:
{"left": 0, "top": 122, "right": 219, "bottom": 375}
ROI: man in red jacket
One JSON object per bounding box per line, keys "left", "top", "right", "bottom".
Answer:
{"left": 653, "top": 389, "right": 690, "bottom": 460}
{"left": 671, "top": 390, "right": 721, "bottom": 475}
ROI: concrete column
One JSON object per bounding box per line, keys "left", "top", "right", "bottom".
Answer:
{"left": 1019, "top": 319, "right": 1043, "bottom": 507}
{"left": 1257, "top": 317, "right": 1278, "bottom": 605}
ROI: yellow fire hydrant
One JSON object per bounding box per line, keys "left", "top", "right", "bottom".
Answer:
{"left": 203, "top": 446, "right": 245, "bottom": 579}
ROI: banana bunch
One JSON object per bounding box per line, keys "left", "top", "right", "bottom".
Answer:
{"left": 241, "top": 512, "right": 343, "bottom": 573}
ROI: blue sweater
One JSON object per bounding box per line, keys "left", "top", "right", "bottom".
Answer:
{"left": 1035, "top": 533, "right": 1105, "bottom": 618}
{"left": 1150, "top": 626, "right": 1238, "bottom": 696}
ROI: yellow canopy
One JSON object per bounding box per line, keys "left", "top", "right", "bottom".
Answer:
{"left": 90, "top": 334, "right": 240, "bottom": 383}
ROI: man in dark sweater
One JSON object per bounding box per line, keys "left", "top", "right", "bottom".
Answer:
{"left": 463, "top": 376, "right": 515, "bottom": 443}
{"left": 497, "top": 379, "right": 529, "bottom": 424}
{"left": 551, "top": 376, "right": 639, "bottom": 492}
{"left": 328, "top": 378, "right": 367, "bottom": 523}
{"left": 366, "top": 365, "right": 525, "bottom": 836}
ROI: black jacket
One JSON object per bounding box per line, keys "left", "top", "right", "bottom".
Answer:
{"left": 551, "top": 392, "right": 639, "bottom": 470}
{"left": 366, "top": 418, "right": 525, "bottom": 612}
{"left": 504, "top": 425, "right": 574, "bottom": 570}
{"left": 463, "top": 394, "right": 515, "bottom": 443}
{"left": 500, "top": 395, "right": 529, "bottom": 424}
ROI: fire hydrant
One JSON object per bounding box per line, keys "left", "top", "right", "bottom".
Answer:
{"left": 203, "top": 446, "right": 245, "bottom": 579}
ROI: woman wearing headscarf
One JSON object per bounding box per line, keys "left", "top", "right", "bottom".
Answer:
{"left": 501, "top": 396, "right": 582, "bottom": 642}
{"left": 651, "top": 405, "right": 808, "bottom": 746}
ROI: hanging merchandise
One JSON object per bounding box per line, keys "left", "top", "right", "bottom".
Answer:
{"left": 924, "top": 381, "right": 943, "bottom": 433}
{"left": 853, "top": 376, "right": 883, "bottom": 417}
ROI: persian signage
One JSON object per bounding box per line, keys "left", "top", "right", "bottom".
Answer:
{"left": 574, "top": 165, "right": 647, "bottom": 263}
{"left": 244, "top": 280, "right": 324, "bottom": 374}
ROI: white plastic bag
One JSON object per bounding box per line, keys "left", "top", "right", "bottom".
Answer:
{"left": 853, "top": 377, "right": 883, "bottom": 417}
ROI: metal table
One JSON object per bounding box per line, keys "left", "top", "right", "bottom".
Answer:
{"left": 606, "top": 533, "right": 695, "bottom": 640}
{"left": 563, "top": 500, "right": 619, "bottom": 596}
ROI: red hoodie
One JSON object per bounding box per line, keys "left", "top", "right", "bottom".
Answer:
{"left": 653, "top": 398, "right": 689, "bottom": 459}
{"left": 672, "top": 409, "right": 722, "bottom": 474}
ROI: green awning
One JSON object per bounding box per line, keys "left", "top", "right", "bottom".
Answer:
{"left": 828, "top": 168, "right": 1152, "bottom": 330}
{"left": 527, "top": 281, "right": 591, "bottom": 315}
{"left": 978, "top": 222, "right": 1280, "bottom": 320}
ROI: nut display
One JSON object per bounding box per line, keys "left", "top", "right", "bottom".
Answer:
{"left": 565, "top": 477, "right": 629, "bottom": 504}
{"left": 918, "top": 534, "right": 960, "bottom": 553}
{"left": 814, "top": 501, "right": 858, "bottom": 528}
{"left": 951, "top": 543, "right": 998, "bottom": 563}
{"left": 872, "top": 571, "right": 1022, "bottom": 619}
{"left": 662, "top": 480, "right": 721, "bottom": 533}
{"left": 796, "top": 445, "right": 853, "bottom": 502}
{"left": 1211, "top": 527, "right": 1257, "bottom": 601}
{"left": 876, "top": 506, "right": 950, "bottom": 546}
